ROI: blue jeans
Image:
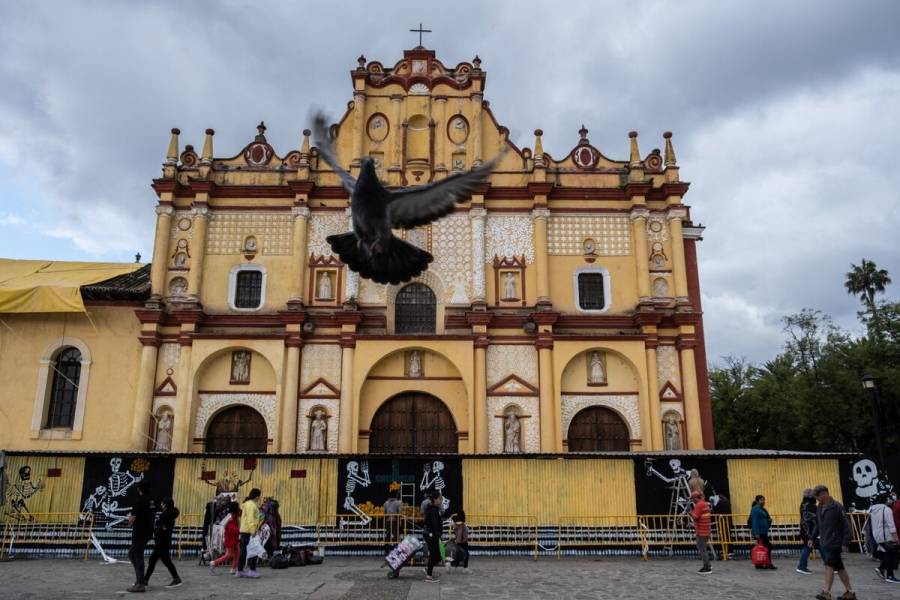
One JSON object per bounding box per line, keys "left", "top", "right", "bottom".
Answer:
{"left": 798, "top": 543, "right": 811, "bottom": 570}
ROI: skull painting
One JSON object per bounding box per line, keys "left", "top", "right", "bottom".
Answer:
{"left": 852, "top": 459, "right": 879, "bottom": 498}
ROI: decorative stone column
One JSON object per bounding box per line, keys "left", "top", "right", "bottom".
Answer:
{"left": 533, "top": 312, "right": 559, "bottom": 451}
{"left": 149, "top": 205, "right": 174, "bottom": 298}
{"left": 344, "top": 207, "right": 359, "bottom": 301}
{"left": 645, "top": 343, "right": 663, "bottom": 450}
{"left": 471, "top": 92, "right": 483, "bottom": 166}
{"left": 390, "top": 94, "right": 404, "bottom": 172}
{"left": 289, "top": 204, "right": 310, "bottom": 306}
{"left": 280, "top": 335, "right": 302, "bottom": 452}
{"left": 434, "top": 95, "right": 448, "bottom": 173}
{"left": 668, "top": 208, "right": 690, "bottom": 302}
{"left": 679, "top": 340, "right": 704, "bottom": 449}
{"left": 630, "top": 207, "right": 652, "bottom": 300}
{"left": 531, "top": 207, "right": 551, "bottom": 306}
{"left": 171, "top": 331, "right": 194, "bottom": 452}
{"left": 336, "top": 311, "right": 362, "bottom": 452}
{"left": 351, "top": 90, "right": 366, "bottom": 174}
{"left": 469, "top": 207, "right": 486, "bottom": 302}
{"left": 130, "top": 335, "right": 160, "bottom": 450}
{"left": 186, "top": 204, "right": 209, "bottom": 299}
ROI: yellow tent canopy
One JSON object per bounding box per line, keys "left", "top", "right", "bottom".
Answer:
{"left": 0, "top": 259, "right": 145, "bottom": 313}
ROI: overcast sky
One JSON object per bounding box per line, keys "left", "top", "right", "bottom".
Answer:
{"left": 1, "top": 1, "right": 898, "bottom": 364}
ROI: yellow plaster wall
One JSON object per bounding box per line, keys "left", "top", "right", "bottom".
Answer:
{"left": 727, "top": 459, "right": 843, "bottom": 520}
{"left": 0, "top": 308, "right": 142, "bottom": 450}
{"left": 546, "top": 256, "right": 639, "bottom": 314}
{"left": 560, "top": 349, "right": 642, "bottom": 394}
{"left": 196, "top": 349, "right": 276, "bottom": 392}
{"left": 198, "top": 254, "right": 298, "bottom": 313}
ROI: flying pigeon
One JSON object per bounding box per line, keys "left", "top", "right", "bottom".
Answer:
{"left": 313, "top": 113, "right": 503, "bottom": 285}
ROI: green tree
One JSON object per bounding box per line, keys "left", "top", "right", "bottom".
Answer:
{"left": 845, "top": 259, "right": 891, "bottom": 333}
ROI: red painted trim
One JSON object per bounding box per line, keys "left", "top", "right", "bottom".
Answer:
{"left": 684, "top": 237, "right": 714, "bottom": 449}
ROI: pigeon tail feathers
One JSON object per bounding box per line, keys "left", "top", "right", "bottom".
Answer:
{"left": 326, "top": 232, "right": 433, "bottom": 285}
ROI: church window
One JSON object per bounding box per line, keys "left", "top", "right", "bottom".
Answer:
{"left": 46, "top": 347, "right": 81, "bottom": 428}
{"left": 395, "top": 283, "right": 436, "bottom": 334}
{"left": 228, "top": 264, "right": 267, "bottom": 311}
{"left": 574, "top": 267, "right": 611, "bottom": 313}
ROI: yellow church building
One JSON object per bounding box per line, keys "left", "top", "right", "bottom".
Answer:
{"left": 0, "top": 46, "right": 713, "bottom": 456}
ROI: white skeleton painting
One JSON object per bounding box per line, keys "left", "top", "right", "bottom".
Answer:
{"left": 5, "top": 466, "right": 45, "bottom": 521}
{"left": 420, "top": 460, "right": 450, "bottom": 513}
{"left": 81, "top": 457, "right": 145, "bottom": 529}
{"left": 849, "top": 458, "right": 895, "bottom": 510}
{"left": 645, "top": 458, "right": 694, "bottom": 515}
{"left": 340, "top": 461, "right": 371, "bottom": 527}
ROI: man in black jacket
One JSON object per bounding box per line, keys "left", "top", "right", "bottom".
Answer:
{"left": 811, "top": 484, "right": 855, "bottom": 600}
{"left": 127, "top": 482, "right": 155, "bottom": 593}
{"left": 423, "top": 490, "right": 444, "bottom": 583}
{"left": 144, "top": 497, "right": 182, "bottom": 588}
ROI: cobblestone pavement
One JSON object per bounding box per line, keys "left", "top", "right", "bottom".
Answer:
{"left": 0, "top": 555, "right": 894, "bottom": 600}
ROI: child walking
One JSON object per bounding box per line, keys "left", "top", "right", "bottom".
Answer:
{"left": 210, "top": 502, "right": 240, "bottom": 575}
{"left": 450, "top": 511, "right": 470, "bottom": 572}
{"left": 144, "top": 497, "right": 182, "bottom": 588}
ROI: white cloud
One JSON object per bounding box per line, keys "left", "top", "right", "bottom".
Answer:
{"left": 0, "top": 214, "right": 24, "bottom": 226}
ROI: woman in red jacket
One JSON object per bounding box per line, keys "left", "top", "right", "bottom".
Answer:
{"left": 210, "top": 502, "right": 241, "bottom": 575}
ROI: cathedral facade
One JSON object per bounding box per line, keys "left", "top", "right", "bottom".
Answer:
{"left": 0, "top": 47, "right": 712, "bottom": 455}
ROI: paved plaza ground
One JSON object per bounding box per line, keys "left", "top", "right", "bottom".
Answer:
{"left": 0, "top": 555, "right": 895, "bottom": 600}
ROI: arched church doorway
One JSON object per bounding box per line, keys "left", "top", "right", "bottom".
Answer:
{"left": 369, "top": 392, "right": 457, "bottom": 454}
{"left": 567, "top": 406, "right": 630, "bottom": 452}
{"left": 205, "top": 406, "right": 268, "bottom": 453}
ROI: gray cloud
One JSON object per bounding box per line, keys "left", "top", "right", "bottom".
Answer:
{"left": 0, "top": 0, "right": 898, "bottom": 363}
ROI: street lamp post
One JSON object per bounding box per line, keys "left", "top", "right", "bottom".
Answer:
{"left": 861, "top": 372, "right": 886, "bottom": 469}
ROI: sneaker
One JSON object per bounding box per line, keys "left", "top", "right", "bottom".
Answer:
{"left": 165, "top": 579, "right": 182, "bottom": 588}
{"left": 815, "top": 592, "right": 832, "bottom": 600}
{"left": 462, "top": 567, "right": 471, "bottom": 574}
{"left": 445, "top": 562, "right": 452, "bottom": 573}
{"left": 698, "top": 566, "right": 712, "bottom": 575}
{"left": 838, "top": 593, "right": 856, "bottom": 600}
{"left": 886, "top": 576, "right": 900, "bottom": 583}
{"left": 797, "top": 567, "right": 812, "bottom": 575}
{"left": 245, "top": 570, "right": 261, "bottom": 579}
{"left": 875, "top": 567, "right": 886, "bottom": 580}
{"left": 126, "top": 584, "right": 146, "bottom": 593}
{"left": 424, "top": 575, "right": 437, "bottom": 583}
{"left": 209, "top": 563, "right": 218, "bottom": 575}
{"left": 767, "top": 565, "right": 778, "bottom": 570}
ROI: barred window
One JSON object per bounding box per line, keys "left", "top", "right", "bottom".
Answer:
{"left": 578, "top": 272, "right": 606, "bottom": 310}
{"left": 395, "top": 283, "right": 436, "bottom": 334}
{"left": 235, "top": 270, "right": 263, "bottom": 309}
{"left": 46, "top": 347, "right": 81, "bottom": 429}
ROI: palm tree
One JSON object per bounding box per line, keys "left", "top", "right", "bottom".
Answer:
{"left": 845, "top": 258, "right": 891, "bottom": 324}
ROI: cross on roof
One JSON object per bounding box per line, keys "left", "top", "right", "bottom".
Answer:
{"left": 409, "top": 23, "right": 432, "bottom": 47}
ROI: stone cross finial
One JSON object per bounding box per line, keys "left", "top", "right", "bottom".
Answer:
{"left": 409, "top": 23, "right": 432, "bottom": 47}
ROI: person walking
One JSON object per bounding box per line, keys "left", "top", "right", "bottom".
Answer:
{"left": 449, "top": 511, "right": 470, "bottom": 572}
{"left": 870, "top": 494, "right": 899, "bottom": 583}
{"left": 750, "top": 494, "right": 775, "bottom": 569}
{"left": 144, "top": 497, "right": 182, "bottom": 588}
{"left": 691, "top": 490, "right": 712, "bottom": 574}
{"left": 812, "top": 484, "right": 855, "bottom": 600}
{"left": 126, "top": 482, "right": 155, "bottom": 593}
{"left": 237, "top": 488, "right": 263, "bottom": 579}
{"left": 423, "top": 490, "right": 443, "bottom": 583}
{"left": 210, "top": 502, "right": 240, "bottom": 575}
{"left": 383, "top": 489, "right": 402, "bottom": 555}
{"left": 798, "top": 488, "right": 818, "bottom": 575}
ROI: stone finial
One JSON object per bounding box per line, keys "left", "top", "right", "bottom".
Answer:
{"left": 534, "top": 129, "right": 545, "bottom": 166}
{"left": 578, "top": 124, "right": 590, "bottom": 146}
{"left": 629, "top": 131, "right": 641, "bottom": 167}
{"left": 663, "top": 131, "right": 677, "bottom": 166}
{"left": 166, "top": 128, "right": 180, "bottom": 165}
{"left": 201, "top": 128, "right": 215, "bottom": 164}
{"left": 301, "top": 129, "right": 311, "bottom": 156}
{"left": 357, "top": 54, "right": 366, "bottom": 69}
{"left": 473, "top": 55, "right": 482, "bottom": 69}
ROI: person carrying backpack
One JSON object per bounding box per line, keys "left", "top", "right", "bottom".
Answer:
{"left": 144, "top": 497, "right": 182, "bottom": 588}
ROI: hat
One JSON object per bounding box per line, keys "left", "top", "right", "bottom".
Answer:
{"left": 690, "top": 490, "right": 703, "bottom": 500}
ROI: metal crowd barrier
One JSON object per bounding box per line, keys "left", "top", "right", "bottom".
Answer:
{"left": 175, "top": 513, "right": 205, "bottom": 559}
{"left": 316, "top": 514, "right": 414, "bottom": 547}
{"left": 0, "top": 512, "right": 94, "bottom": 560}
{"left": 447, "top": 514, "right": 539, "bottom": 560}
{"left": 557, "top": 515, "right": 650, "bottom": 559}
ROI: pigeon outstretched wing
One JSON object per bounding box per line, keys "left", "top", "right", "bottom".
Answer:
{"left": 387, "top": 153, "right": 504, "bottom": 229}
{"left": 312, "top": 113, "right": 356, "bottom": 195}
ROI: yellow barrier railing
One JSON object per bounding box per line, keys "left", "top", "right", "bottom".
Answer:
{"left": 446, "top": 514, "right": 539, "bottom": 560}
{"left": 316, "top": 514, "right": 414, "bottom": 547}
{"left": 175, "top": 513, "right": 205, "bottom": 559}
{"left": 557, "top": 515, "right": 649, "bottom": 559}
{"left": 0, "top": 512, "right": 94, "bottom": 560}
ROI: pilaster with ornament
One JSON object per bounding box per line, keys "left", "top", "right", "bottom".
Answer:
{"left": 677, "top": 335, "right": 704, "bottom": 449}
{"left": 186, "top": 195, "right": 211, "bottom": 300}
{"left": 636, "top": 312, "right": 664, "bottom": 450}
{"left": 350, "top": 88, "right": 366, "bottom": 175}
{"left": 390, "top": 94, "right": 404, "bottom": 176}
{"left": 533, "top": 311, "right": 559, "bottom": 451}
{"left": 629, "top": 205, "right": 652, "bottom": 301}
{"left": 468, "top": 310, "right": 492, "bottom": 453}
{"left": 288, "top": 184, "right": 312, "bottom": 308}
{"left": 434, "top": 95, "right": 448, "bottom": 173}
{"left": 343, "top": 207, "right": 360, "bottom": 301}
{"left": 471, "top": 91, "right": 483, "bottom": 166}
{"left": 530, "top": 191, "right": 552, "bottom": 306}
{"left": 131, "top": 310, "right": 163, "bottom": 450}
{"left": 469, "top": 206, "right": 487, "bottom": 302}
{"left": 171, "top": 313, "right": 200, "bottom": 452}
{"left": 336, "top": 310, "right": 362, "bottom": 452}
{"left": 150, "top": 204, "right": 174, "bottom": 299}
{"left": 667, "top": 206, "right": 690, "bottom": 303}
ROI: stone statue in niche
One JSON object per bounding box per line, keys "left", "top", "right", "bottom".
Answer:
{"left": 173, "top": 252, "right": 188, "bottom": 268}
{"left": 317, "top": 271, "right": 333, "bottom": 299}
{"left": 664, "top": 414, "right": 682, "bottom": 450}
{"left": 407, "top": 350, "right": 423, "bottom": 377}
{"left": 243, "top": 236, "right": 258, "bottom": 253}
{"left": 168, "top": 277, "right": 187, "bottom": 297}
{"left": 504, "top": 411, "right": 521, "bottom": 453}
{"left": 503, "top": 272, "right": 517, "bottom": 300}
{"left": 153, "top": 411, "right": 173, "bottom": 451}
{"left": 231, "top": 350, "right": 251, "bottom": 383}
{"left": 309, "top": 409, "right": 327, "bottom": 451}
{"left": 588, "top": 351, "right": 606, "bottom": 384}
{"left": 653, "top": 278, "right": 669, "bottom": 298}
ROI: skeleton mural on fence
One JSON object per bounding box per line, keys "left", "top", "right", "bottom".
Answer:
{"left": 5, "top": 466, "right": 44, "bottom": 521}
{"left": 340, "top": 460, "right": 371, "bottom": 527}
{"left": 645, "top": 458, "right": 706, "bottom": 516}
{"left": 848, "top": 458, "right": 895, "bottom": 510}
{"left": 80, "top": 457, "right": 146, "bottom": 528}
{"left": 420, "top": 460, "right": 450, "bottom": 513}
